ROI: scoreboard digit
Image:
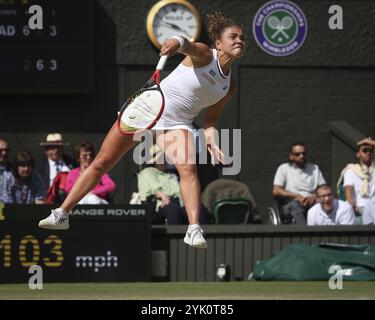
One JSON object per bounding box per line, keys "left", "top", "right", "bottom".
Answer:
{"left": 0, "top": 0, "right": 93, "bottom": 93}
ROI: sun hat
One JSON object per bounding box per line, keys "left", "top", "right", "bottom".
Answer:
{"left": 40, "top": 133, "right": 69, "bottom": 146}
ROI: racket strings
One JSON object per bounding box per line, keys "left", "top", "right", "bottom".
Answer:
{"left": 136, "top": 95, "right": 161, "bottom": 114}
{"left": 120, "top": 89, "right": 163, "bottom": 130}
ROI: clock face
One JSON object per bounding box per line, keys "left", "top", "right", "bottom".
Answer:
{"left": 147, "top": 1, "right": 201, "bottom": 48}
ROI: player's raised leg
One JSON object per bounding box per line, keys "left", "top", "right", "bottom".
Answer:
{"left": 156, "top": 129, "right": 207, "bottom": 249}
{"left": 39, "top": 121, "right": 138, "bottom": 230}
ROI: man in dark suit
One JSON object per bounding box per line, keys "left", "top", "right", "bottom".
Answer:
{"left": 36, "top": 133, "right": 77, "bottom": 192}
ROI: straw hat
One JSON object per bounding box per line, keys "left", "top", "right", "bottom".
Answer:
{"left": 40, "top": 133, "right": 69, "bottom": 146}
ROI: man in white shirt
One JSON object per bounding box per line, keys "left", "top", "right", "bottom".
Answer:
{"left": 273, "top": 142, "right": 326, "bottom": 224}
{"left": 307, "top": 185, "right": 355, "bottom": 226}
{"left": 36, "top": 133, "right": 77, "bottom": 192}
{"left": 343, "top": 138, "right": 375, "bottom": 216}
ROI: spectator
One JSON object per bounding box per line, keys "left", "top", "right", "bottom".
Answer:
{"left": 65, "top": 141, "right": 116, "bottom": 204}
{"left": 0, "top": 150, "right": 45, "bottom": 204}
{"left": 341, "top": 138, "right": 375, "bottom": 219}
{"left": 137, "top": 144, "right": 185, "bottom": 224}
{"left": 307, "top": 184, "right": 355, "bottom": 226}
{"left": 36, "top": 133, "right": 76, "bottom": 191}
{"left": 137, "top": 144, "right": 207, "bottom": 224}
{"left": 273, "top": 142, "right": 326, "bottom": 225}
{"left": 44, "top": 170, "right": 70, "bottom": 205}
{"left": 0, "top": 138, "right": 11, "bottom": 187}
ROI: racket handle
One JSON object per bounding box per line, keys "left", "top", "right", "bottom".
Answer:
{"left": 156, "top": 55, "right": 168, "bottom": 71}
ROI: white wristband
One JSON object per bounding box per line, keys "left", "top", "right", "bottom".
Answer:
{"left": 171, "top": 36, "right": 186, "bottom": 52}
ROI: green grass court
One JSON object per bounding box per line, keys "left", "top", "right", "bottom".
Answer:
{"left": 0, "top": 282, "right": 374, "bottom": 300}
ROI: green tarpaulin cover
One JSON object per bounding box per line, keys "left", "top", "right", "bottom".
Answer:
{"left": 251, "top": 243, "right": 375, "bottom": 281}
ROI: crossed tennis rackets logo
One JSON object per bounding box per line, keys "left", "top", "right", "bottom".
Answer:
{"left": 253, "top": 0, "right": 308, "bottom": 57}
{"left": 267, "top": 15, "right": 294, "bottom": 41}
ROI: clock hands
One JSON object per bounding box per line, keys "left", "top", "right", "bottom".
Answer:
{"left": 158, "top": 20, "right": 190, "bottom": 37}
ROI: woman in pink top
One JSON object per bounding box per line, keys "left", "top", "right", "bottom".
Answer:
{"left": 65, "top": 141, "right": 116, "bottom": 204}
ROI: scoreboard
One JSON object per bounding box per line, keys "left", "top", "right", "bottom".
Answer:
{"left": 0, "top": 0, "right": 93, "bottom": 93}
{"left": 0, "top": 205, "right": 152, "bottom": 283}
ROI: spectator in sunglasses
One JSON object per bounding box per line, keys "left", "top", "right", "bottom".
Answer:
{"left": 342, "top": 137, "right": 375, "bottom": 218}
{"left": 272, "top": 142, "right": 326, "bottom": 225}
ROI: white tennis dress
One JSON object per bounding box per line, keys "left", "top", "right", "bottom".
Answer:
{"left": 152, "top": 49, "right": 231, "bottom": 132}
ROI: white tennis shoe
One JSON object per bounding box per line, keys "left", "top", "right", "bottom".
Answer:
{"left": 38, "top": 208, "right": 69, "bottom": 230}
{"left": 184, "top": 226, "right": 207, "bottom": 249}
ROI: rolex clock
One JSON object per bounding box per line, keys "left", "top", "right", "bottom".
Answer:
{"left": 146, "top": 0, "right": 202, "bottom": 49}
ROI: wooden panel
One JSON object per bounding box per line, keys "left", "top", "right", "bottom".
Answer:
{"left": 253, "top": 237, "right": 263, "bottom": 266}
{"left": 272, "top": 235, "right": 282, "bottom": 255}
{"left": 160, "top": 226, "right": 375, "bottom": 281}
{"left": 243, "top": 238, "right": 253, "bottom": 277}
{"left": 329, "top": 236, "right": 340, "bottom": 244}
{"left": 359, "top": 235, "right": 370, "bottom": 244}
{"left": 224, "top": 238, "right": 234, "bottom": 280}
{"left": 215, "top": 238, "right": 225, "bottom": 267}
{"left": 319, "top": 235, "right": 331, "bottom": 244}
{"left": 281, "top": 236, "right": 291, "bottom": 250}
{"left": 169, "top": 238, "right": 178, "bottom": 282}
{"left": 310, "top": 236, "right": 321, "bottom": 245}
{"left": 206, "top": 240, "right": 216, "bottom": 281}
{"left": 234, "top": 238, "right": 244, "bottom": 280}
{"left": 349, "top": 235, "right": 360, "bottom": 245}
{"left": 196, "top": 248, "right": 207, "bottom": 282}
{"left": 300, "top": 236, "right": 312, "bottom": 246}
{"left": 262, "top": 236, "right": 272, "bottom": 261}
{"left": 289, "top": 236, "right": 302, "bottom": 246}
{"left": 177, "top": 238, "right": 187, "bottom": 281}
{"left": 339, "top": 235, "right": 350, "bottom": 244}
{"left": 186, "top": 246, "right": 197, "bottom": 281}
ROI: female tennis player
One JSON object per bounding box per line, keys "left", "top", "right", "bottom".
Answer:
{"left": 39, "top": 12, "right": 246, "bottom": 249}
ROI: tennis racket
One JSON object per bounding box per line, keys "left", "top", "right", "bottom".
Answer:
{"left": 117, "top": 55, "right": 168, "bottom": 135}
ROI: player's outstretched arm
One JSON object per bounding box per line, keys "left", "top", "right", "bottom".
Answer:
{"left": 160, "top": 36, "right": 212, "bottom": 65}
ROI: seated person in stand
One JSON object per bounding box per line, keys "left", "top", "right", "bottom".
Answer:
{"left": 272, "top": 142, "right": 326, "bottom": 225}
{"left": 307, "top": 184, "right": 355, "bottom": 226}
{"left": 65, "top": 141, "right": 116, "bottom": 204}
{"left": 36, "top": 133, "right": 76, "bottom": 194}
{"left": 137, "top": 144, "right": 207, "bottom": 224}
{"left": 0, "top": 150, "right": 45, "bottom": 204}
{"left": 342, "top": 137, "right": 375, "bottom": 220}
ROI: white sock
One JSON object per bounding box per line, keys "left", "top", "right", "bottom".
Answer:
{"left": 56, "top": 208, "right": 69, "bottom": 216}
{"left": 188, "top": 224, "right": 200, "bottom": 231}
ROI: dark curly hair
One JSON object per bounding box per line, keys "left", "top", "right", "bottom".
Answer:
{"left": 12, "top": 150, "right": 35, "bottom": 179}
{"left": 207, "top": 11, "right": 244, "bottom": 45}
